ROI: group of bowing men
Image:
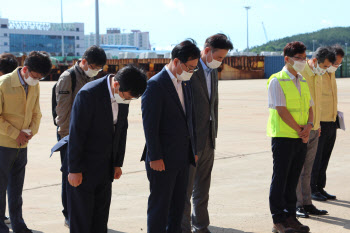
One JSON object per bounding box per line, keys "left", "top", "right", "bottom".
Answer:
{"left": 0, "top": 35, "right": 343, "bottom": 233}
{"left": 51, "top": 34, "right": 233, "bottom": 233}
{"left": 0, "top": 34, "right": 232, "bottom": 233}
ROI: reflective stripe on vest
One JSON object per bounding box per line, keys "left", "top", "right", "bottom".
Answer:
{"left": 267, "top": 71, "right": 311, "bottom": 138}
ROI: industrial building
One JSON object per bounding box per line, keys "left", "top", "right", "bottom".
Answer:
{"left": 0, "top": 18, "right": 84, "bottom": 56}
{"left": 85, "top": 28, "right": 151, "bottom": 50}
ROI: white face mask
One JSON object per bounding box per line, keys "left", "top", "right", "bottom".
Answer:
{"left": 206, "top": 51, "right": 222, "bottom": 69}
{"left": 313, "top": 62, "right": 327, "bottom": 76}
{"left": 114, "top": 90, "right": 131, "bottom": 104}
{"left": 84, "top": 67, "right": 100, "bottom": 78}
{"left": 176, "top": 62, "right": 193, "bottom": 81}
{"left": 25, "top": 72, "right": 39, "bottom": 86}
{"left": 327, "top": 65, "right": 338, "bottom": 73}
{"left": 290, "top": 60, "right": 306, "bottom": 73}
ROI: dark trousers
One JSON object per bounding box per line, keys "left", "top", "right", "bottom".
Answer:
{"left": 146, "top": 164, "right": 190, "bottom": 233}
{"left": 0, "top": 146, "right": 28, "bottom": 233}
{"left": 67, "top": 174, "right": 112, "bottom": 233}
{"left": 57, "top": 130, "right": 68, "bottom": 220}
{"left": 311, "top": 121, "right": 337, "bottom": 193}
{"left": 182, "top": 134, "right": 214, "bottom": 233}
{"left": 269, "top": 138, "right": 307, "bottom": 224}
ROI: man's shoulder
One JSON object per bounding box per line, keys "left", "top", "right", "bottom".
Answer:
{"left": 0, "top": 73, "right": 12, "bottom": 86}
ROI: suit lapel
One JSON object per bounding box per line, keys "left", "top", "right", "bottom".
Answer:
{"left": 161, "top": 68, "right": 186, "bottom": 118}
{"left": 197, "top": 60, "right": 210, "bottom": 102}
{"left": 210, "top": 70, "right": 217, "bottom": 106}
{"left": 102, "top": 75, "right": 114, "bottom": 134}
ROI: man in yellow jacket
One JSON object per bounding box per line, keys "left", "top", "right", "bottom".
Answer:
{"left": 296, "top": 47, "right": 335, "bottom": 218}
{"left": 267, "top": 41, "right": 312, "bottom": 233}
{"left": 311, "top": 45, "right": 345, "bottom": 200}
{"left": 0, "top": 51, "right": 51, "bottom": 233}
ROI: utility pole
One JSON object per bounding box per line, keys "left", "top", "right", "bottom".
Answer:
{"left": 95, "top": 0, "right": 100, "bottom": 46}
{"left": 312, "top": 40, "right": 316, "bottom": 52}
{"left": 61, "top": 0, "right": 65, "bottom": 57}
{"left": 244, "top": 6, "right": 251, "bottom": 52}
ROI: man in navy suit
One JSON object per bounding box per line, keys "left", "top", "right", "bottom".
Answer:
{"left": 66, "top": 65, "right": 147, "bottom": 233}
{"left": 141, "top": 39, "right": 200, "bottom": 233}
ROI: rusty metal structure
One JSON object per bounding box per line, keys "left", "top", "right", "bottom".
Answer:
{"left": 15, "top": 55, "right": 266, "bottom": 81}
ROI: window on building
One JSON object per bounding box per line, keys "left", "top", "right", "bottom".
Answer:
{"left": 76, "top": 28, "right": 80, "bottom": 32}
{"left": 4, "top": 33, "right": 7, "bottom": 37}
{"left": 1, "top": 24, "right": 7, "bottom": 28}
{"left": 76, "top": 36, "right": 79, "bottom": 40}
{"left": 4, "top": 42, "right": 8, "bottom": 46}
{"left": 77, "top": 44, "right": 80, "bottom": 48}
{"left": 77, "top": 52, "right": 80, "bottom": 56}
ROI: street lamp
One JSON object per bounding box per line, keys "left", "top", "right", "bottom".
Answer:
{"left": 244, "top": 6, "right": 251, "bottom": 53}
{"left": 95, "top": 0, "right": 100, "bottom": 46}
{"left": 61, "top": 0, "right": 65, "bottom": 57}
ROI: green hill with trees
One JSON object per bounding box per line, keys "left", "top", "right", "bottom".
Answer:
{"left": 250, "top": 27, "right": 350, "bottom": 53}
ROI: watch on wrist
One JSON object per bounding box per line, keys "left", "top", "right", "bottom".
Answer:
{"left": 307, "top": 122, "right": 314, "bottom": 128}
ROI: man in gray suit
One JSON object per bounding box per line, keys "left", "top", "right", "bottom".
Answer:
{"left": 182, "top": 34, "right": 233, "bottom": 233}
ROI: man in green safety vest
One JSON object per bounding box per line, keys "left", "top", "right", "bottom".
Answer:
{"left": 267, "top": 41, "right": 313, "bottom": 233}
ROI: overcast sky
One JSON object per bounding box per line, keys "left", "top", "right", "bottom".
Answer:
{"left": 1, "top": 0, "right": 349, "bottom": 50}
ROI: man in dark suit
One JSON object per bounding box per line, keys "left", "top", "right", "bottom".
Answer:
{"left": 182, "top": 34, "right": 233, "bottom": 233}
{"left": 66, "top": 65, "right": 147, "bottom": 233}
{"left": 141, "top": 39, "right": 200, "bottom": 233}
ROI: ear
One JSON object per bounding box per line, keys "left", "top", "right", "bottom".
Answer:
{"left": 174, "top": 58, "right": 179, "bottom": 66}
{"left": 81, "top": 59, "right": 87, "bottom": 66}
{"left": 22, "top": 66, "right": 28, "bottom": 74}
{"left": 204, "top": 47, "right": 211, "bottom": 54}
{"left": 313, "top": 58, "right": 317, "bottom": 64}
{"left": 284, "top": 56, "right": 289, "bottom": 63}
{"left": 113, "top": 80, "right": 119, "bottom": 89}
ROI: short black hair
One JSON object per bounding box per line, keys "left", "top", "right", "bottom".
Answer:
{"left": 314, "top": 46, "right": 336, "bottom": 64}
{"left": 283, "top": 41, "right": 306, "bottom": 57}
{"left": 114, "top": 65, "right": 147, "bottom": 98}
{"left": 0, "top": 53, "right": 18, "bottom": 74}
{"left": 171, "top": 39, "right": 201, "bottom": 63}
{"left": 83, "top": 45, "right": 107, "bottom": 67}
{"left": 24, "top": 51, "right": 52, "bottom": 77}
{"left": 332, "top": 44, "right": 345, "bottom": 58}
{"left": 204, "top": 33, "right": 234, "bottom": 51}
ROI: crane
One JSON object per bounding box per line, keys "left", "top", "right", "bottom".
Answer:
{"left": 262, "top": 22, "right": 268, "bottom": 43}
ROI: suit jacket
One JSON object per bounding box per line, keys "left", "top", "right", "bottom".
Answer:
{"left": 141, "top": 67, "right": 197, "bottom": 169}
{"left": 190, "top": 60, "right": 218, "bottom": 151}
{"left": 67, "top": 75, "right": 129, "bottom": 182}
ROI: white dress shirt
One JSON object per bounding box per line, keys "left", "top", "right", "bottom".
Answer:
{"left": 268, "top": 67, "right": 314, "bottom": 109}
{"left": 165, "top": 65, "right": 186, "bottom": 114}
{"left": 107, "top": 75, "right": 119, "bottom": 125}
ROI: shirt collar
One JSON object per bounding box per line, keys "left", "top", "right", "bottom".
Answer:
{"left": 107, "top": 74, "right": 114, "bottom": 99}
{"left": 200, "top": 58, "right": 212, "bottom": 73}
{"left": 165, "top": 65, "right": 180, "bottom": 83}
{"left": 17, "top": 68, "right": 27, "bottom": 86}
{"left": 282, "top": 67, "right": 301, "bottom": 80}
{"left": 304, "top": 60, "right": 317, "bottom": 77}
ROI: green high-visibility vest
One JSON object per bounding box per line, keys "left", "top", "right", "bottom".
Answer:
{"left": 267, "top": 71, "right": 311, "bottom": 138}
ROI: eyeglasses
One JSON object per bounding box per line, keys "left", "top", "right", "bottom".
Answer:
{"left": 292, "top": 56, "right": 307, "bottom": 62}
{"left": 120, "top": 91, "right": 140, "bottom": 101}
{"left": 88, "top": 64, "right": 103, "bottom": 72}
{"left": 181, "top": 63, "right": 199, "bottom": 73}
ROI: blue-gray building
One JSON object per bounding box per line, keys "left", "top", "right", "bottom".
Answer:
{"left": 0, "top": 18, "right": 84, "bottom": 56}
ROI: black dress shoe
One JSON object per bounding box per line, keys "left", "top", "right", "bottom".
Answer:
{"left": 319, "top": 189, "right": 336, "bottom": 200}
{"left": 296, "top": 206, "right": 309, "bottom": 218}
{"left": 14, "top": 227, "right": 33, "bottom": 233}
{"left": 304, "top": 204, "right": 328, "bottom": 215}
{"left": 311, "top": 192, "right": 327, "bottom": 201}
